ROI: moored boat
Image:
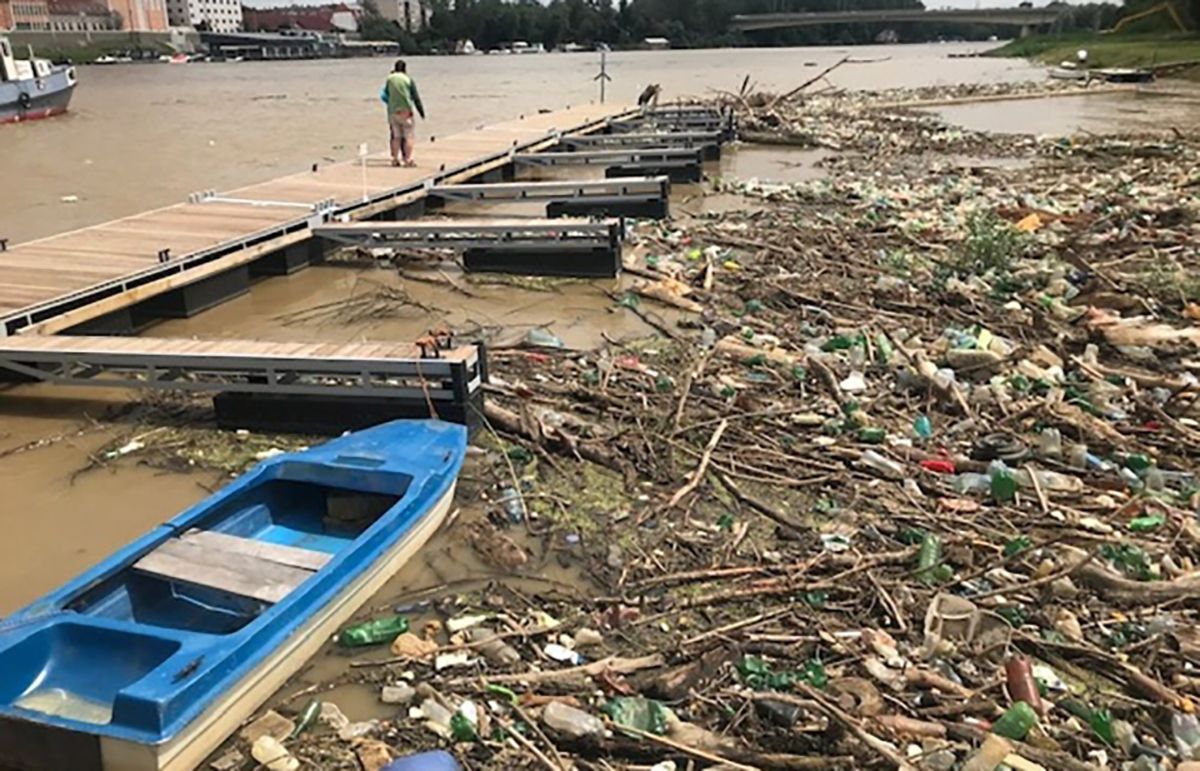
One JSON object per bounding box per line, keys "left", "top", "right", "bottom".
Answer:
{"left": 1047, "top": 59, "right": 1089, "bottom": 81}
{"left": 1094, "top": 67, "right": 1154, "bottom": 83}
{"left": 0, "top": 36, "right": 77, "bottom": 125}
{"left": 0, "top": 419, "right": 467, "bottom": 771}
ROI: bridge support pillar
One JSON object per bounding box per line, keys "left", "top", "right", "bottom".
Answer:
{"left": 1020, "top": 24, "right": 1033, "bottom": 37}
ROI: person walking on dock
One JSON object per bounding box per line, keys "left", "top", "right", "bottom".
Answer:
{"left": 383, "top": 59, "right": 426, "bottom": 168}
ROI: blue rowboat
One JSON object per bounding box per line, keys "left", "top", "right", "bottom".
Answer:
{"left": 0, "top": 419, "right": 467, "bottom": 771}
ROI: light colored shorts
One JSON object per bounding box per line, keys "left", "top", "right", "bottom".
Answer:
{"left": 389, "top": 110, "right": 415, "bottom": 142}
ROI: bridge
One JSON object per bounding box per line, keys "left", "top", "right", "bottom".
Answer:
{"left": 731, "top": 7, "right": 1064, "bottom": 33}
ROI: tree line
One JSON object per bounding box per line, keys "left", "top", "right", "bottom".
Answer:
{"left": 359, "top": 0, "right": 1195, "bottom": 53}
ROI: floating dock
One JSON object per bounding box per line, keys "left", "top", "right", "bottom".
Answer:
{"left": 0, "top": 104, "right": 635, "bottom": 338}
{"left": 0, "top": 102, "right": 732, "bottom": 431}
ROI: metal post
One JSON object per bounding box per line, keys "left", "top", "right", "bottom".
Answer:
{"left": 594, "top": 49, "right": 611, "bottom": 104}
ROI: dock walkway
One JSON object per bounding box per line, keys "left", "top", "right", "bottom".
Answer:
{"left": 0, "top": 103, "right": 633, "bottom": 337}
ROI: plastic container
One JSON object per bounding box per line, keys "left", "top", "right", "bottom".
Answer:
{"left": 251, "top": 736, "right": 300, "bottom": 771}
{"left": 542, "top": 700, "right": 605, "bottom": 739}
{"left": 988, "top": 461, "right": 1018, "bottom": 503}
{"left": 1173, "top": 711, "right": 1200, "bottom": 760}
{"left": 1004, "top": 657, "right": 1044, "bottom": 715}
{"left": 383, "top": 751, "right": 463, "bottom": 771}
{"left": 860, "top": 449, "right": 904, "bottom": 480}
{"left": 961, "top": 734, "right": 1013, "bottom": 771}
{"left": 1037, "top": 428, "right": 1062, "bottom": 459}
{"left": 992, "top": 701, "right": 1038, "bottom": 740}
{"left": 337, "top": 615, "right": 409, "bottom": 647}
{"left": 951, "top": 473, "right": 990, "bottom": 495}
{"left": 465, "top": 627, "right": 521, "bottom": 666}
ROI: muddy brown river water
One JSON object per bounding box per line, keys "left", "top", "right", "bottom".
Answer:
{"left": 0, "top": 42, "right": 1197, "bottom": 734}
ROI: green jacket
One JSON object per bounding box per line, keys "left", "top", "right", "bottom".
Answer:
{"left": 384, "top": 72, "right": 425, "bottom": 118}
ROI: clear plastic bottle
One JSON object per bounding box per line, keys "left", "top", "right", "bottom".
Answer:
{"left": 860, "top": 449, "right": 904, "bottom": 480}
{"left": 951, "top": 473, "right": 991, "bottom": 495}
{"left": 1173, "top": 711, "right": 1200, "bottom": 760}
{"left": 542, "top": 701, "right": 605, "bottom": 739}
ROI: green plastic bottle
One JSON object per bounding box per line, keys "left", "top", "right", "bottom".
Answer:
{"left": 917, "top": 532, "right": 944, "bottom": 585}
{"left": 989, "top": 462, "right": 1018, "bottom": 503}
{"left": 336, "top": 615, "right": 409, "bottom": 647}
{"left": 992, "top": 701, "right": 1038, "bottom": 740}
{"left": 858, "top": 427, "right": 887, "bottom": 444}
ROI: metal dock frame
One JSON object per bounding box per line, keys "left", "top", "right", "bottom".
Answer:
{"left": 559, "top": 131, "right": 723, "bottom": 161}
{"left": 513, "top": 148, "right": 705, "bottom": 184}
{"left": 0, "top": 337, "right": 488, "bottom": 432}
{"left": 313, "top": 218, "right": 626, "bottom": 278}
{"left": 611, "top": 105, "right": 736, "bottom": 141}
{"left": 427, "top": 177, "right": 671, "bottom": 220}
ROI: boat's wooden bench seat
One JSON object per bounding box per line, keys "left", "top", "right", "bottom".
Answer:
{"left": 133, "top": 529, "right": 333, "bottom": 604}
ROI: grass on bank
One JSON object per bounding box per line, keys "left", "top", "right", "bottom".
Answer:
{"left": 992, "top": 32, "right": 1200, "bottom": 77}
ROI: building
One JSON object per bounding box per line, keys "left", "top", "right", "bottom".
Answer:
{"left": 106, "top": 0, "right": 168, "bottom": 30}
{"left": 242, "top": 3, "right": 358, "bottom": 33}
{"left": 46, "top": 0, "right": 118, "bottom": 30}
{"left": 0, "top": 0, "right": 51, "bottom": 30}
{"left": 375, "top": 0, "right": 422, "bottom": 31}
{"left": 167, "top": 0, "right": 240, "bottom": 32}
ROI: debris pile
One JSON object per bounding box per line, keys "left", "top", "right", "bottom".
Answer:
{"left": 137, "top": 80, "right": 1200, "bottom": 769}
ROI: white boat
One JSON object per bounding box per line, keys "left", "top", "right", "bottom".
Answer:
{"left": 1048, "top": 60, "right": 1089, "bottom": 81}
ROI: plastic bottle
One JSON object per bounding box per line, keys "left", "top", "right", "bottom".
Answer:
{"left": 383, "top": 751, "right": 463, "bottom": 771}
{"left": 989, "top": 461, "right": 1018, "bottom": 503}
{"left": 1089, "top": 707, "right": 1116, "bottom": 746}
{"left": 498, "top": 486, "right": 526, "bottom": 523}
{"left": 857, "top": 427, "right": 886, "bottom": 444}
{"left": 991, "top": 701, "right": 1038, "bottom": 740}
{"left": 821, "top": 335, "right": 856, "bottom": 352}
{"left": 860, "top": 449, "right": 904, "bottom": 480}
{"left": 913, "top": 414, "right": 934, "bottom": 439}
{"left": 1018, "top": 468, "right": 1083, "bottom": 493}
{"left": 337, "top": 615, "right": 410, "bottom": 647}
{"left": 951, "top": 473, "right": 991, "bottom": 494}
{"left": 1172, "top": 711, "right": 1200, "bottom": 760}
{"left": 542, "top": 701, "right": 605, "bottom": 739}
{"left": 289, "top": 699, "right": 321, "bottom": 737}
{"left": 1005, "top": 657, "right": 1044, "bottom": 715}
{"left": 961, "top": 734, "right": 1013, "bottom": 771}
{"left": 1067, "top": 443, "right": 1088, "bottom": 469}
{"left": 1037, "top": 428, "right": 1063, "bottom": 459}
{"left": 917, "top": 532, "right": 946, "bottom": 586}
{"left": 465, "top": 627, "right": 522, "bottom": 666}
{"left": 251, "top": 736, "right": 300, "bottom": 771}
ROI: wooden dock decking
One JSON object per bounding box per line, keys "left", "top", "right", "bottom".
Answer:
{"left": 0, "top": 102, "right": 635, "bottom": 336}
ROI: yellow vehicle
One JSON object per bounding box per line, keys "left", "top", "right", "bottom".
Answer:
{"left": 1103, "top": 1, "right": 1189, "bottom": 34}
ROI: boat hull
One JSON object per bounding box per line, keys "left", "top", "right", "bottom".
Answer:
{"left": 100, "top": 482, "right": 456, "bottom": 771}
{"left": 0, "top": 67, "right": 76, "bottom": 125}
{"left": 0, "top": 419, "right": 467, "bottom": 771}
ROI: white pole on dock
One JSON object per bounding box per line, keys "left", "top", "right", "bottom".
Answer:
{"left": 359, "top": 142, "right": 369, "bottom": 203}
{"left": 594, "top": 49, "right": 611, "bottom": 104}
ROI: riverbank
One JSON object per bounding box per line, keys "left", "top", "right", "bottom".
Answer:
{"left": 993, "top": 33, "right": 1200, "bottom": 79}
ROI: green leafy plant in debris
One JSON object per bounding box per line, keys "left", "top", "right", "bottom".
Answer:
{"left": 1100, "top": 543, "right": 1154, "bottom": 581}
{"left": 737, "top": 655, "right": 828, "bottom": 690}
{"left": 1131, "top": 253, "right": 1200, "bottom": 307}
{"left": 952, "top": 210, "right": 1031, "bottom": 277}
